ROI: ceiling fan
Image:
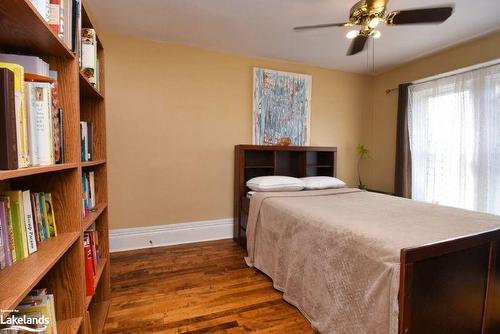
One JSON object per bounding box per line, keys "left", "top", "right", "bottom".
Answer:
{"left": 293, "top": 0, "right": 454, "bottom": 56}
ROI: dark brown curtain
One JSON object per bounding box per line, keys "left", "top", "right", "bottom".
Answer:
{"left": 394, "top": 83, "right": 412, "bottom": 198}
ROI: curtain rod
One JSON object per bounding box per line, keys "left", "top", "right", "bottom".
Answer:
{"left": 385, "top": 58, "right": 500, "bottom": 95}
{"left": 412, "top": 60, "right": 500, "bottom": 85}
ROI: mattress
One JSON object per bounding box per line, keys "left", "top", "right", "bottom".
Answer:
{"left": 245, "top": 188, "right": 500, "bottom": 334}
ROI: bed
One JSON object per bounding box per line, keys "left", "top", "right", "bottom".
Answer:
{"left": 234, "top": 145, "right": 500, "bottom": 334}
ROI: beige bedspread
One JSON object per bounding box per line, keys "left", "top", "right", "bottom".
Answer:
{"left": 245, "top": 188, "right": 500, "bottom": 334}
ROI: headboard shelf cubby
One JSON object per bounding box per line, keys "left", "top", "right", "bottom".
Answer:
{"left": 234, "top": 145, "right": 337, "bottom": 249}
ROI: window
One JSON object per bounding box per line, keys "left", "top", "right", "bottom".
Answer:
{"left": 408, "top": 63, "right": 500, "bottom": 215}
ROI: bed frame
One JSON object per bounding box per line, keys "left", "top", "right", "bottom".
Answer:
{"left": 234, "top": 144, "right": 500, "bottom": 334}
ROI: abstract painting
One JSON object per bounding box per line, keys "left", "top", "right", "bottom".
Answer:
{"left": 253, "top": 68, "right": 312, "bottom": 146}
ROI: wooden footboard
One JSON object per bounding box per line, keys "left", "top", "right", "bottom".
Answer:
{"left": 399, "top": 228, "right": 500, "bottom": 334}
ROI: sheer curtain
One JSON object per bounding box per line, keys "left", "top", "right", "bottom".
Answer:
{"left": 408, "top": 63, "right": 500, "bottom": 215}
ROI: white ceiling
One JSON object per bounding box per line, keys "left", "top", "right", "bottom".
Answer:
{"left": 86, "top": 0, "right": 500, "bottom": 74}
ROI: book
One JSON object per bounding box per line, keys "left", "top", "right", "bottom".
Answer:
{"left": 58, "top": 0, "right": 65, "bottom": 40}
{"left": 0, "top": 197, "right": 17, "bottom": 263}
{"left": 88, "top": 171, "right": 96, "bottom": 209}
{"left": 0, "top": 191, "right": 28, "bottom": 260}
{"left": 85, "top": 227, "right": 100, "bottom": 275}
{"left": 84, "top": 234, "right": 95, "bottom": 296}
{"left": 16, "top": 290, "right": 58, "bottom": 334}
{"left": 22, "top": 190, "right": 38, "bottom": 254}
{"left": 30, "top": 193, "right": 42, "bottom": 244}
{"left": 56, "top": 108, "right": 64, "bottom": 164}
{"left": 30, "top": 0, "right": 50, "bottom": 22}
{"left": 25, "top": 81, "right": 54, "bottom": 166}
{"left": 49, "top": 71, "right": 63, "bottom": 164}
{"left": 63, "top": 0, "right": 73, "bottom": 48}
{"left": 71, "top": 0, "right": 82, "bottom": 57}
{"left": 37, "top": 192, "right": 50, "bottom": 240}
{"left": 81, "top": 28, "right": 97, "bottom": 86}
{"left": 0, "top": 63, "right": 30, "bottom": 168}
{"left": 49, "top": 0, "right": 60, "bottom": 36}
{"left": 87, "top": 123, "right": 93, "bottom": 161}
{"left": 45, "top": 193, "right": 57, "bottom": 237}
{"left": 0, "top": 202, "right": 12, "bottom": 267}
{"left": 80, "top": 121, "right": 92, "bottom": 162}
{"left": 0, "top": 209, "right": 5, "bottom": 269}
{"left": 0, "top": 54, "right": 50, "bottom": 77}
{"left": 0, "top": 68, "right": 18, "bottom": 170}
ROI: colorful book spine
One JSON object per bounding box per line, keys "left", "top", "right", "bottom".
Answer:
{"left": 49, "top": 0, "right": 60, "bottom": 35}
{"left": 45, "top": 193, "right": 57, "bottom": 237}
{"left": 37, "top": 192, "right": 50, "bottom": 240}
{"left": 0, "top": 63, "right": 30, "bottom": 168}
{"left": 81, "top": 28, "right": 97, "bottom": 86}
{"left": 25, "top": 82, "right": 54, "bottom": 166}
{"left": 0, "top": 197, "right": 17, "bottom": 263}
{"left": 0, "top": 68, "right": 18, "bottom": 170}
{"left": 22, "top": 190, "right": 38, "bottom": 254}
{"left": 84, "top": 234, "right": 95, "bottom": 296}
{"left": 0, "top": 192, "right": 28, "bottom": 260}
{"left": 0, "top": 203, "right": 12, "bottom": 267}
{"left": 31, "top": 0, "right": 51, "bottom": 22}
{"left": 30, "top": 193, "right": 42, "bottom": 244}
{"left": 88, "top": 171, "right": 96, "bottom": 209}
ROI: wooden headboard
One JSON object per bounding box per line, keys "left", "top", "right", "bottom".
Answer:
{"left": 233, "top": 145, "right": 337, "bottom": 248}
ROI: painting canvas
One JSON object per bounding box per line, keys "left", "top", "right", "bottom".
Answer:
{"left": 253, "top": 68, "right": 312, "bottom": 146}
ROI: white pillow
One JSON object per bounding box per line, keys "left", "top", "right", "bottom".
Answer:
{"left": 300, "top": 176, "right": 346, "bottom": 190}
{"left": 246, "top": 176, "right": 304, "bottom": 192}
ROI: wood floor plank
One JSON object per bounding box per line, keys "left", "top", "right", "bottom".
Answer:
{"left": 104, "top": 239, "right": 313, "bottom": 333}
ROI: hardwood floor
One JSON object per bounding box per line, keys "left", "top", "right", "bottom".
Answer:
{"left": 104, "top": 239, "right": 314, "bottom": 333}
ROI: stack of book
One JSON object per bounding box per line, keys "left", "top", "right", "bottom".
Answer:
{"left": 80, "top": 121, "right": 93, "bottom": 162}
{"left": 81, "top": 28, "right": 99, "bottom": 89}
{"left": 0, "top": 58, "right": 64, "bottom": 170}
{"left": 0, "top": 191, "right": 57, "bottom": 270}
{"left": 84, "top": 225, "right": 100, "bottom": 296}
{"left": 82, "top": 171, "right": 96, "bottom": 218}
{"left": 30, "top": 0, "right": 82, "bottom": 55}
{"left": 4, "top": 288, "right": 58, "bottom": 333}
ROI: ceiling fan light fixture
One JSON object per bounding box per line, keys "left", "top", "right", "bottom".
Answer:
{"left": 368, "top": 17, "right": 380, "bottom": 29}
{"left": 372, "top": 30, "right": 381, "bottom": 39}
{"left": 346, "top": 30, "right": 359, "bottom": 39}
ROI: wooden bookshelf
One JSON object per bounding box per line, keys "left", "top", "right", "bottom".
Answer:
{"left": 83, "top": 203, "right": 108, "bottom": 231}
{"left": 0, "top": 1, "right": 110, "bottom": 333}
{"left": 0, "top": 232, "right": 79, "bottom": 315}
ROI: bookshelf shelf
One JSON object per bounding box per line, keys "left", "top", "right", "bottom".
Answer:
{"left": 81, "top": 160, "right": 106, "bottom": 168}
{"left": 0, "top": 163, "right": 79, "bottom": 181}
{"left": 0, "top": 1, "right": 74, "bottom": 58}
{"left": 0, "top": 1, "right": 110, "bottom": 332}
{"left": 80, "top": 71, "right": 104, "bottom": 99}
{"left": 57, "top": 317, "right": 83, "bottom": 334}
{"left": 0, "top": 232, "right": 80, "bottom": 315}
{"left": 83, "top": 203, "right": 108, "bottom": 230}
{"left": 85, "top": 257, "right": 108, "bottom": 309}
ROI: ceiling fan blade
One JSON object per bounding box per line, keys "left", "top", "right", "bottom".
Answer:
{"left": 293, "top": 22, "right": 351, "bottom": 31}
{"left": 347, "top": 34, "right": 368, "bottom": 56}
{"left": 386, "top": 7, "right": 453, "bottom": 25}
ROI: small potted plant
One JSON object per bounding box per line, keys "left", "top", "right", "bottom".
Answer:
{"left": 357, "top": 144, "right": 369, "bottom": 190}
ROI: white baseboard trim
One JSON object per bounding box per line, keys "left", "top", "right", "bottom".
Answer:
{"left": 109, "top": 218, "right": 234, "bottom": 253}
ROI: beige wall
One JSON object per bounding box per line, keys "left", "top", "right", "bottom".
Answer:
{"left": 103, "top": 32, "right": 372, "bottom": 229}
{"left": 364, "top": 31, "right": 500, "bottom": 193}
